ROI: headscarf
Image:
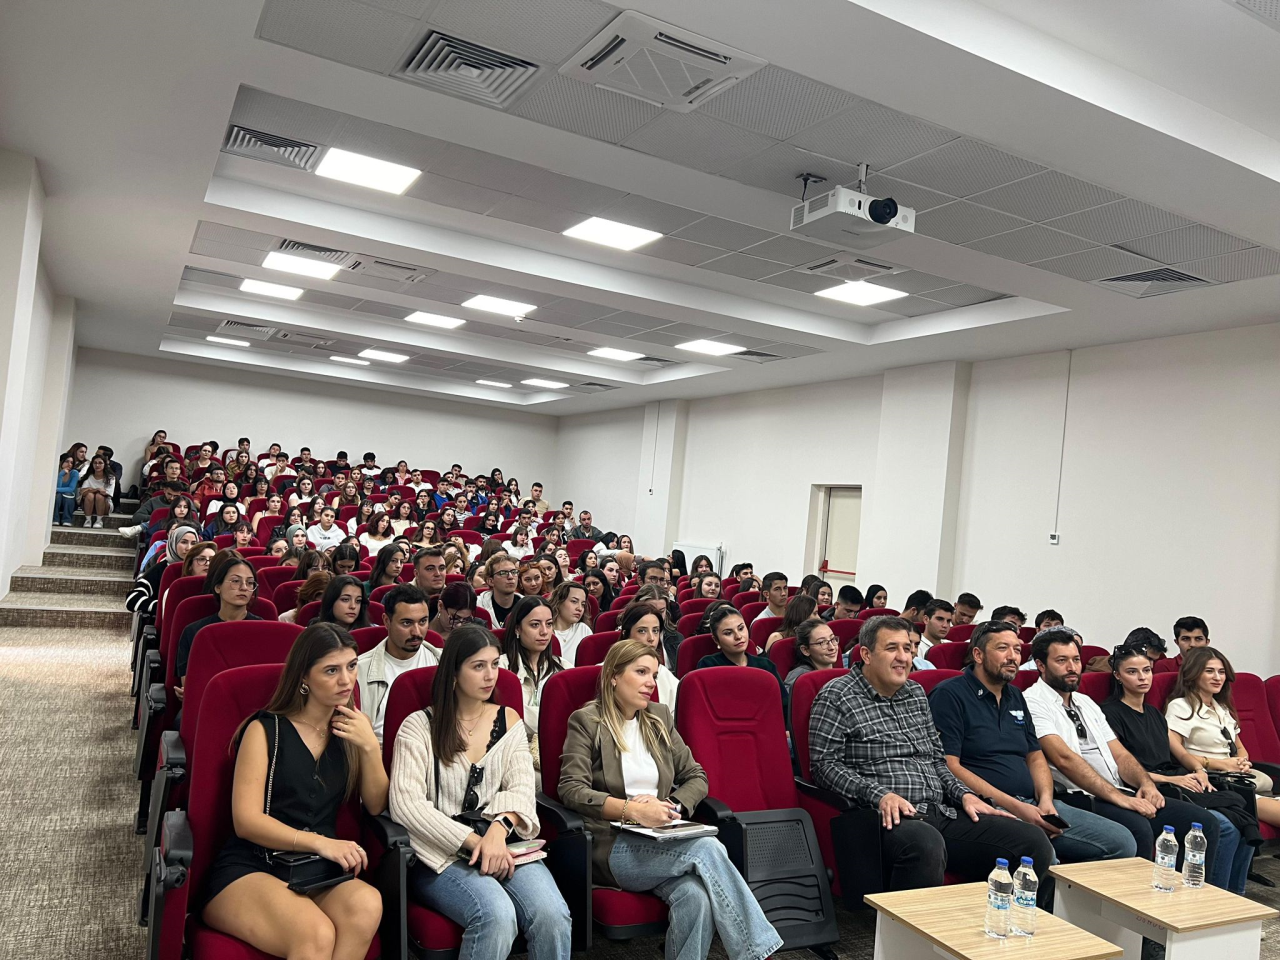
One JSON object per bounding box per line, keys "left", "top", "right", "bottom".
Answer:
{"left": 285, "top": 523, "right": 307, "bottom": 545}
{"left": 165, "top": 524, "right": 200, "bottom": 564}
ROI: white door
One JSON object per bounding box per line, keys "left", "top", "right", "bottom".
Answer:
{"left": 821, "top": 486, "right": 862, "bottom": 592}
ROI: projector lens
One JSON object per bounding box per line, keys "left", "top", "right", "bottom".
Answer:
{"left": 867, "top": 197, "right": 898, "bottom": 224}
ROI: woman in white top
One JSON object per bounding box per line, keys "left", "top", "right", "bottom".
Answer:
{"left": 617, "top": 602, "right": 679, "bottom": 708}
{"left": 507, "top": 526, "right": 534, "bottom": 560}
{"left": 387, "top": 622, "right": 573, "bottom": 960}
{"left": 549, "top": 582, "right": 591, "bottom": 666}
{"left": 499, "top": 596, "right": 566, "bottom": 770}
{"left": 389, "top": 500, "right": 416, "bottom": 536}
{"left": 78, "top": 454, "right": 116, "bottom": 527}
{"left": 251, "top": 493, "right": 284, "bottom": 532}
{"left": 359, "top": 512, "right": 396, "bottom": 550}
{"left": 1166, "top": 647, "right": 1280, "bottom": 816}
{"left": 288, "top": 476, "right": 316, "bottom": 510}
{"left": 346, "top": 499, "right": 376, "bottom": 535}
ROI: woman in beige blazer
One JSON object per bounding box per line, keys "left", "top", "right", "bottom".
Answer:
{"left": 559, "top": 639, "right": 782, "bottom": 960}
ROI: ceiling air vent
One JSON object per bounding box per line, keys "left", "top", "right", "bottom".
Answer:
{"left": 574, "top": 382, "right": 617, "bottom": 393}
{"left": 561, "top": 12, "right": 766, "bottom": 112}
{"left": 222, "top": 124, "right": 320, "bottom": 170}
{"left": 278, "top": 240, "right": 351, "bottom": 265}
{"left": 638, "top": 355, "right": 677, "bottom": 366}
{"left": 345, "top": 257, "right": 433, "bottom": 284}
{"left": 216, "top": 320, "right": 277, "bottom": 340}
{"left": 797, "top": 252, "right": 900, "bottom": 283}
{"left": 275, "top": 331, "right": 334, "bottom": 348}
{"left": 396, "top": 31, "right": 540, "bottom": 108}
{"left": 736, "top": 350, "right": 782, "bottom": 363}
{"left": 1093, "top": 267, "right": 1215, "bottom": 298}
{"left": 1223, "top": 0, "right": 1280, "bottom": 33}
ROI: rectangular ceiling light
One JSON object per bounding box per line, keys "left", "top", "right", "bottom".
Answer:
{"left": 207, "top": 335, "right": 250, "bottom": 347}
{"left": 240, "top": 278, "right": 304, "bottom": 300}
{"left": 815, "top": 280, "right": 909, "bottom": 306}
{"left": 476, "top": 379, "right": 512, "bottom": 388}
{"left": 262, "top": 251, "right": 342, "bottom": 280}
{"left": 588, "top": 346, "right": 645, "bottom": 362}
{"left": 406, "top": 311, "right": 466, "bottom": 329}
{"left": 522, "top": 378, "right": 569, "bottom": 389}
{"left": 331, "top": 355, "right": 370, "bottom": 366}
{"left": 462, "top": 294, "right": 538, "bottom": 317}
{"left": 358, "top": 348, "right": 410, "bottom": 363}
{"left": 563, "top": 217, "right": 663, "bottom": 251}
{"left": 676, "top": 339, "right": 745, "bottom": 356}
{"left": 315, "top": 147, "right": 421, "bottom": 194}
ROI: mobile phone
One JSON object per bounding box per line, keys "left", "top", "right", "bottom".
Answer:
{"left": 650, "top": 822, "right": 703, "bottom": 833}
{"left": 1042, "top": 813, "right": 1069, "bottom": 830}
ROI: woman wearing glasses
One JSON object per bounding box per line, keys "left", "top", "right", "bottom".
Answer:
{"left": 784, "top": 620, "right": 841, "bottom": 699}
{"left": 174, "top": 558, "right": 263, "bottom": 702}
{"left": 429, "top": 582, "right": 478, "bottom": 641}
{"left": 388, "top": 624, "right": 572, "bottom": 960}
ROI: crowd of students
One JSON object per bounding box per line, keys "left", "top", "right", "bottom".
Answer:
{"left": 106, "top": 434, "right": 1271, "bottom": 960}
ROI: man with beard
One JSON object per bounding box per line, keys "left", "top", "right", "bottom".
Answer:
{"left": 930, "top": 621, "right": 1136, "bottom": 865}
{"left": 1024, "top": 625, "right": 1221, "bottom": 867}
{"left": 357, "top": 584, "right": 438, "bottom": 743}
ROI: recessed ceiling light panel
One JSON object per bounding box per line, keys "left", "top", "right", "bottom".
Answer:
{"left": 563, "top": 217, "right": 663, "bottom": 251}
{"left": 406, "top": 311, "right": 466, "bottom": 329}
{"left": 331, "top": 356, "right": 370, "bottom": 366}
{"left": 462, "top": 295, "right": 538, "bottom": 316}
{"left": 207, "top": 335, "right": 250, "bottom": 347}
{"left": 262, "top": 251, "right": 341, "bottom": 280}
{"left": 522, "top": 378, "right": 569, "bottom": 389}
{"left": 588, "top": 347, "right": 645, "bottom": 361}
{"left": 358, "top": 348, "right": 410, "bottom": 363}
{"left": 815, "top": 281, "right": 909, "bottom": 306}
{"left": 240, "top": 278, "right": 304, "bottom": 300}
{"left": 476, "top": 379, "right": 512, "bottom": 388}
{"left": 676, "top": 339, "right": 746, "bottom": 356}
{"left": 315, "top": 147, "right": 421, "bottom": 194}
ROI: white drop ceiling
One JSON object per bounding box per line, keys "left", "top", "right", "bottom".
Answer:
{"left": 3, "top": 0, "right": 1280, "bottom": 413}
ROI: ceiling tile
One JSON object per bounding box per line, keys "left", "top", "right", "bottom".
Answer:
{"left": 627, "top": 330, "right": 687, "bottom": 347}
{"left": 189, "top": 238, "right": 268, "bottom": 266}
{"left": 536, "top": 298, "right": 615, "bottom": 322}
{"left": 757, "top": 271, "right": 838, "bottom": 293}
{"left": 967, "top": 170, "right": 1123, "bottom": 223}
{"left": 721, "top": 142, "right": 863, "bottom": 198}
{"left": 403, "top": 172, "right": 509, "bottom": 213}
{"left": 428, "top": 143, "right": 544, "bottom": 193}
{"left": 229, "top": 87, "right": 346, "bottom": 147}
{"left": 510, "top": 74, "right": 663, "bottom": 144}
{"left": 923, "top": 285, "right": 1004, "bottom": 307}
{"left": 484, "top": 283, "right": 559, "bottom": 307}
{"left": 739, "top": 234, "right": 835, "bottom": 266}
{"left": 883, "top": 138, "right": 1045, "bottom": 198}
{"left": 487, "top": 194, "right": 584, "bottom": 232}
{"left": 598, "top": 195, "right": 706, "bottom": 234}
{"left": 862, "top": 174, "right": 955, "bottom": 214}
{"left": 866, "top": 270, "right": 959, "bottom": 295}
{"left": 332, "top": 272, "right": 406, "bottom": 292}
{"left": 671, "top": 217, "right": 775, "bottom": 251}
{"left": 914, "top": 201, "right": 1031, "bottom": 245}
{"left": 601, "top": 312, "right": 674, "bottom": 332}
{"left": 513, "top": 169, "right": 627, "bottom": 215}
{"left": 354, "top": 299, "right": 412, "bottom": 319}
{"left": 257, "top": 0, "right": 420, "bottom": 73}
{"left": 410, "top": 282, "right": 474, "bottom": 305}
{"left": 884, "top": 297, "right": 953, "bottom": 317}
{"left": 964, "top": 225, "right": 1096, "bottom": 263}
{"left": 1177, "top": 247, "right": 1280, "bottom": 283}
{"left": 1031, "top": 246, "right": 1161, "bottom": 282}
{"left": 419, "top": 271, "right": 492, "bottom": 294}
{"left": 182, "top": 267, "right": 245, "bottom": 290}
{"left": 169, "top": 314, "right": 222, "bottom": 333}
{"left": 1044, "top": 198, "right": 1194, "bottom": 245}
{"left": 579, "top": 318, "right": 647, "bottom": 337}
{"left": 195, "top": 221, "right": 279, "bottom": 250}
{"left": 621, "top": 112, "right": 778, "bottom": 175}
{"left": 658, "top": 322, "right": 722, "bottom": 339}
{"left": 699, "top": 65, "right": 862, "bottom": 140}
{"left": 638, "top": 236, "right": 725, "bottom": 266}
{"left": 363, "top": 0, "right": 435, "bottom": 15}
{"left": 707, "top": 333, "right": 775, "bottom": 349}
{"left": 1117, "top": 224, "right": 1254, "bottom": 265}
{"left": 429, "top": 0, "right": 615, "bottom": 64}
{"left": 698, "top": 252, "right": 790, "bottom": 280}
{"left": 788, "top": 97, "right": 959, "bottom": 170}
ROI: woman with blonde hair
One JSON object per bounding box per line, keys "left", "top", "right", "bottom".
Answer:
{"left": 559, "top": 640, "right": 782, "bottom": 960}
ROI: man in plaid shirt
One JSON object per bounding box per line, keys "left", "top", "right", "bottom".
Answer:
{"left": 810, "top": 616, "right": 1053, "bottom": 894}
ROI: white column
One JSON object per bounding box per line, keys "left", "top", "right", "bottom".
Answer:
{"left": 858, "top": 361, "right": 971, "bottom": 600}
{"left": 24, "top": 297, "right": 76, "bottom": 561}
{"left": 632, "top": 399, "right": 689, "bottom": 557}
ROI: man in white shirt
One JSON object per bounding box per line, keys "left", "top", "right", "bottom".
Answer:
{"left": 917, "top": 599, "right": 954, "bottom": 659}
{"left": 1024, "top": 626, "right": 1221, "bottom": 866}
{"left": 357, "top": 585, "right": 439, "bottom": 742}
{"left": 762, "top": 572, "right": 789, "bottom": 620}
{"left": 307, "top": 506, "right": 345, "bottom": 552}
{"left": 477, "top": 554, "right": 522, "bottom": 629}
{"left": 267, "top": 452, "right": 297, "bottom": 482}
{"left": 257, "top": 442, "right": 282, "bottom": 469}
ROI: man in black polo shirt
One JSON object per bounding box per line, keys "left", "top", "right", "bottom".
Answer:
{"left": 930, "top": 621, "right": 1136, "bottom": 864}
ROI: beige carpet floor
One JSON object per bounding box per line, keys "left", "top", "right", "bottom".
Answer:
{"left": 5, "top": 622, "right": 1280, "bottom": 959}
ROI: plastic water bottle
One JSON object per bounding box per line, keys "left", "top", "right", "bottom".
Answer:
{"left": 1182, "top": 823, "right": 1206, "bottom": 889}
{"left": 1011, "top": 856, "right": 1038, "bottom": 937}
{"left": 985, "top": 858, "right": 1013, "bottom": 938}
{"left": 1152, "top": 825, "right": 1178, "bottom": 891}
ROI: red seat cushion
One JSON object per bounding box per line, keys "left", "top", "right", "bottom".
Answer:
{"left": 190, "top": 924, "right": 380, "bottom": 960}
{"left": 591, "top": 889, "right": 668, "bottom": 927}
{"left": 406, "top": 903, "right": 463, "bottom": 950}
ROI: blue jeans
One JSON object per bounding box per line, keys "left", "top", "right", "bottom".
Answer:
{"left": 609, "top": 834, "right": 783, "bottom": 960}
{"left": 54, "top": 493, "right": 75, "bottom": 524}
{"left": 1042, "top": 798, "right": 1138, "bottom": 863}
{"left": 1206, "top": 810, "right": 1252, "bottom": 894}
{"left": 408, "top": 860, "right": 571, "bottom": 960}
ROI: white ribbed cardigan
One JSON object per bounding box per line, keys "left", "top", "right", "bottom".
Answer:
{"left": 388, "top": 708, "right": 540, "bottom": 874}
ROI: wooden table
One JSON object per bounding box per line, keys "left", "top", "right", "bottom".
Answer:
{"left": 864, "top": 882, "right": 1121, "bottom": 960}
{"left": 1051, "top": 857, "right": 1277, "bottom": 959}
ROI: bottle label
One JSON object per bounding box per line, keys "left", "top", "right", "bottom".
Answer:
{"left": 1186, "top": 851, "right": 1205, "bottom": 865}
{"left": 1156, "top": 853, "right": 1176, "bottom": 868}
{"left": 988, "top": 892, "right": 1009, "bottom": 910}
{"left": 1015, "top": 892, "right": 1036, "bottom": 908}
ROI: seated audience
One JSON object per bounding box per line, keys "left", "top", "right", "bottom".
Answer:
{"left": 313, "top": 574, "right": 371, "bottom": 630}
{"left": 500, "top": 596, "right": 566, "bottom": 769}
{"left": 630, "top": 583, "right": 683, "bottom": 669}
{"left": 695, "top": 605, "right": 786, "bottom": 706}
{"left": 784, "top": 619, "right": 840, "bottom": 699}
{"left": 175, "top": 556, "right": 263, "bottom": 698}
{"left": 280, "top": 571, "right": 333, "bottom": 624}
{"left": 308, "top": 506, "right": 345, "bottom": 552}
{"left": 1162, "top": 616, "right": 1211, "bottom": 674}
{"left": 761, "top": 571, "right": 789, "bottom": 619}
{"left": 804, "top": 579, "right": 833, "bottom": 606}
{"left": 478, "top": 555, "right": 522, "bottom": 629}
{"left": 78, "top": 454, "right": 116, "bottom": 527}
{"left": 357, "top": 584, "right": 438, "bottom": 744}
{"left": 916, "top": 600, "right": 954, "bottom": 658}
{"left": 549, "top": 582, "right": 591, "bottom": 664}
{"left": 765, "top": 593, "right": 819, "bottom": 652}
{"left": 691, "top": 572, "right": 721, "bottom": 601}
{"left": 618, "top": 602, "right": 680, "bottom": 708}
{"left": 54, "top": 454, "right": 79, "bottom": 526}
{"left": 125, "top": 524, "right": 200, "bottom": 617}
{"left": 330, "top": 544, "right": 360, "bottom": 577}
{"left": 991, "top": 605, "right": 1026, "bottom": 627}
{"left": 428, "top": 582, "right": 478, "bottom": 642}
{"left": 359, "top": 512, "right": 395, "bottom": 550}
{"left": 953, "top": 592, "right": 983, "bottom": 626}
{"left": 1035, "top": 609, "right": 1064, "bottom": 632}
{"left": 367, "top": 543, "right": 405, "bottom": 592}
{"left": 517, "top": 561, "right": 545, "bottom": 600}
{"left": 689, "top": 554, "right": 715, "bottom": 576}
{"left": 898, "top": 589, "right": 934, "bottom": 625}
{"left": 821, "top": 584, "right": 864, "bottom": 622}
{"left": 412, "top": 547, "right": 447, "bottom": 599}
{"left": 860, "top": 583, "right": 889, "bottom": 612}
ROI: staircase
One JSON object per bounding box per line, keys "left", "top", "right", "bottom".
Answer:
{"left": 0, "top": 500, "right": 138, "bottom": 628}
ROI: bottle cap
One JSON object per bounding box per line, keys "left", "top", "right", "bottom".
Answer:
{"left": 996, "top": 858, "right": 1009, "bottom": 867}
{"left": 1021, "top": 856, "right": 1034, "bottom": 865}
{"left": 1163, "top": 825, "right": 1175, "bottom": 832}
{"left": 1192, "top": 823, "right": 1202, "bottom": 830}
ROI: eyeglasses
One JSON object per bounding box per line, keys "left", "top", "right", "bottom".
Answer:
{"left": 493, "top": 569, "right": 519, "bottom": 578}
{"left": 444, "top": 610, "right": 473, "bottom": 625}
{"left": 191, "top": 556, "right": 211, "bottom": 566}
{"left": 808, "top": 637, "right": 840, "bottom": 648}
{"left": 1063, "top": 704, "right": 1087, "bottom": 740}
{"left": 226, "top": 577, "right": 257, "bottom": 589}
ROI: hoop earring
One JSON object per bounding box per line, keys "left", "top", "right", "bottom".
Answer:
{"left": 300, "top": 683, "right": 309, "bottom": 695}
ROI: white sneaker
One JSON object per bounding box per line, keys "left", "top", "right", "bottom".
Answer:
{"left": 92, "top": 517, "right": 104, "bottom": 528}
{"left": 117, "top": 524, "right": 140, "bottom": 538}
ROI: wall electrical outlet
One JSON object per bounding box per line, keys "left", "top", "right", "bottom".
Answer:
{"left": 1048, "top": 532, "right": 1060, "bottom": 545}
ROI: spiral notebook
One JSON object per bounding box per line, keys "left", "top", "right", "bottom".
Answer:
{"left": 609, "top": 820, "right": 719, "bottom": 841}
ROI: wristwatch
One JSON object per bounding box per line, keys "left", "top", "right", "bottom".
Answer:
{"left": 494, "top": 815, "right": 516, "bottom": 836}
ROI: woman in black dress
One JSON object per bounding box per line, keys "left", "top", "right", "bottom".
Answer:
{"left": 202, "top": 623, "right": 389, "bottom": 960}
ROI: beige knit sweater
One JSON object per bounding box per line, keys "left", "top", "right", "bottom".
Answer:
{"left": 388, "top": 708, "right": 540, "bottom": 874}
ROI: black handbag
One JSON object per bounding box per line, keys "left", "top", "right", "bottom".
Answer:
{"left": 263, "top": 714, "right": 354, "bottom": 894}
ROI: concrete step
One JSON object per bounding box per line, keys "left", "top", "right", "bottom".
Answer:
{"left": 10, "top": 565, "right": 133, "bottom": 597}
{"left": 42, "top": 543, "right": 136, "bottom": 572}
{"left": 66, "top": 511, "right": 132, "bottom": 530}
{"left": 0, "top": 591, "right": 131, "bottom": 628}
{"left": 51, "top": 526, "right": 137, "bottom": 548}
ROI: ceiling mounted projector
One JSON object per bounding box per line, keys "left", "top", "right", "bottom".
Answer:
{"left": 790, "top": 186, "right": 915, "bottom": 251}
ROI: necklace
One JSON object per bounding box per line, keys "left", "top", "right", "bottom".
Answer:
{"left": 296, "top": 715, "right": 330, "bottom": 740}
{"left": 458, "top": 709, "right": 487, "bottom": 736}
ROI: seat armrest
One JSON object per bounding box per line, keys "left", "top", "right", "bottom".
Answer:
{"left": 535, "top": 793, "right": 592, "bottom": 952}
{"left": 367, "top": 812, "right": 411, "bottom": 850}
{"left": 795, "top": 778, "right": 853, "bottom": 812}
{"left": 535, "top": 793, "right": 586, "bottom": 833}
{"left": 158, "top": 730, "right": 186, "bottom": 770}
{"left": 695, "top": 796, "right": 735, "bottom": 823}
{"left": 142, "top": 624, "right": 157, "bottom": 643}
{"left": 1250, "top": 761, "right": 1280, "bottom": 784}
{"left": 159, "top": 811, "right": 193, "bottom": 881}
{"left": 146, "top": 682, "right": 167, "bottom": 717}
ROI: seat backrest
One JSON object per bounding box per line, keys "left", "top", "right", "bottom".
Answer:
{"left": 679, "top": 597, "right": 716, "bottom": 617}
{"left": 180, "top": 622, "right": 304, "bottom": 742}
{"left": 254, "top": 515, "right": 282, "bottom": 544}
{"left": 739, "top": 601, "right": 768, "bottom": 625}
{"left": 731, "top": 590, "right": 761, "bottom": 610}
{"left": 1147, "top": 671, "right": 1177, "bottom": 712}
{"left": 167, "top": 594, "right": 279, "bottom": 686}
{"left": 160, "top": 576, "right": 206, "bottom": 647}
{"left": 676, "top": 588, "right": 696, "bottom": 604}
{"left": 676, "top": 612, "right": 704, "bottom": 638}
{"left": 594, "top": 610, "right": 620, "bottom": 633}
{"left": 248, "top": 554, "right": 280, "bottom": 571}
{"left": 722, "top": 580, "right": 741, "bottom": 599}
{"left": 1011, "top": 671, "right": 1040, "bottom": 691}
{"left": 257, "top": 564, "right": 297, "bottom": 603}
{"left": 296, "top": 600, "right": 385, "bottom": 629}
{"left": 457, "top": 530, "right": 482, "bottom": 546}
{"left": 827, "top": 618, "right": 861, "bottom": 647}
{"left": 574, "top": 630, "right": 622, "bottom": 667}
{"left": 791, "top": 668, "right": 850, "bottom": 781}
{"left": 912, "top": 669, "right": 961, "bottom": 695}
{"left": 462, "top": 514, "right": 483, "bottom": 530}
{"left": 677, "top": 668, "right": 794, "bottom": 811}
{"left": 156, "top": 563, "right": 187, "bottom": 621}
{"left": 609, "top": 594, "right": 631, "bottom": 611}
{"left": 945, "top": 623, "right": 978, "bottom": 643}
{"left": 1018, "top": 627, "right": 1037, "bottom": 643}
{"left": 273, "top": 580, "right": 304, "bottom": 614}
{"left": 1077, "top": 672, "right": 1112, "bottom": 703}
{"left": 1080, "top": 645, "right": 1108, "bottom": 664}
{"left": 538, "top": 666, "right": 604, "bottom": 801}
{"left": 672, "top": 633, "right": 759, "bottom": 678}
{"left": 381, "top": 666, "right": 524, "bottom": 771}
{"left": 749, "top": 616, "right": 783, "bottom": 649}
{"left": 767, "top": 637, "right": 798, "bottom": 679}
{"left": 1019, "top": 642, "right": 1032, "bottom": 664}
{"left": 926, "top": 642, "right": 969, "bottom": 670}
{"left": 1232, "top": 673, "right": 1280, "bottom": 764}
{"left": 369, "top": 584, "right": 396, "bottom": 605}
{"left": 1153, "top": 656, "right": 1181, "bottom": 674}
{"left": 868, "top": 607, "right": 900, "bottom": 617}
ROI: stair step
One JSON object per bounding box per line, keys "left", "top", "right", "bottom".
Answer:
{"left": 10, "top": 565, "right": 132, "bottom": 597}
{"left": 66, "top": 512, "right": 131, "bottom": 530}
{"left": 42, "top": 543, "right": 136, "bottom": 572}
{"left": 0, "top": 592, "right": 130, "bottom": 628}
{"left": 51, "top": 526, "right": 136, "bottom": 547}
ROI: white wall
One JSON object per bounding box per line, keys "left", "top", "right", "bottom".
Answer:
{"left": 554, "top": 406, "right": 645, "bottom": 537}
{"left": 65, "top": 349, "right": 562, "bottom": 495}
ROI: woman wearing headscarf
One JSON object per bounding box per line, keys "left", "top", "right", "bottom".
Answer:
{"left": 125, "top": 523, "right": 201, "bottom": 617}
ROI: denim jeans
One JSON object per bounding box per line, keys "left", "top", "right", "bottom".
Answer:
{"left": 1036, "top": 797, "right": 1138, "bottom": 863}
{"left": 609, "top": 833, "right": 783, "bottom": 960}
{"left": 54, "top": 494, "right": 75, "bottom": 525}
{"left": 408, "top": 860, "right": 571, "bottom": 960}
{"left": 1205, "top": 809, "right": 1252, "bottom": 894}
{"left": 1092, "top": 795, "right": 1222, "bottom": 879}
